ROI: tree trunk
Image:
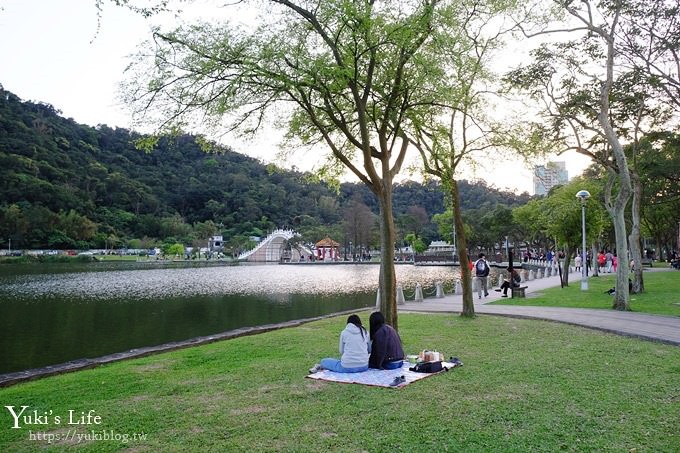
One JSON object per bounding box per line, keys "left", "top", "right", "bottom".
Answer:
{"left": 451, "top": 180, "right": 474, "bottom": 317}
{"left": 598, "top": 22, "right": 632, "bottom": 311}
{"left": 602, "top": 169, "right": 632, "bottom": 311}
{"left": 562, "top": 246, "right": 572, "bottom": 286}
{"left": 628, "top": 172, "right": 644, "bottom": 293}
{"left": 610, "top": 207, "right": 631, "bottom": 310}
{"left": 591, "top": 243, "right": 599, "bottom": 277}
{"left": 377, "top": 180, "right": 398, "bottom": 330}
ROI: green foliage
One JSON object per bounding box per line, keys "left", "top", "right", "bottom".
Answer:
{"left": 0, "top": 86, "right": 533, "bottom": 252}
{"left": 163, "top": 242, "right": 184, "bottom": 257}
{"left": 404, "top": 233, "right": 426, "bottom": 254}
{"left": 513, "top": 178, "right": 609, "bottom": 253}
{"left": 432, "top": 210, "right": 454, "bottom": 242}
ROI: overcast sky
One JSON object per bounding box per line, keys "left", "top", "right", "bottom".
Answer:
{"left": 0, "top": 0, "right": 591, "bottom": 194}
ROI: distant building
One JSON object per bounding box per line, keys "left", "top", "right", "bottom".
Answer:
{"left": 425, "top": 241, "right": 455, "bottom": 254}
{"left": 533, "top": 161, "right": 568, "bottom": 196}
{"left": 315, "top": 237, "right": 340, "bottom": 261}
{"left": 208, "top": 235, "right": 224, "bottom": 252}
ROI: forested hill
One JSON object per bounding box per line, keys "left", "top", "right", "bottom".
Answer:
{"left": 0, "top": 87, "right": 530, "bottom": 250}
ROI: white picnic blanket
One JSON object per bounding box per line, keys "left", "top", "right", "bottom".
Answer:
{"left": 305, "top": 360, "right": 462, "bottom": 388}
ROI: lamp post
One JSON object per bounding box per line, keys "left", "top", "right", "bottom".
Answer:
{"left": 576, "top": 190, "right": 591, "bottom": 291}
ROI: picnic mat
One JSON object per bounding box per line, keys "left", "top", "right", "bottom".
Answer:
{"left": 306, "top": 360, "right": 462, "bottom": 388}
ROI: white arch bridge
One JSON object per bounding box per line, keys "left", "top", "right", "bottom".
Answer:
{"left": 237, "top": 229, "right": 311, "bottom": 262}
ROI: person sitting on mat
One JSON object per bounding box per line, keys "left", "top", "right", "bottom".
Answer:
{"left": 496, "top": 268, "right": 521, "bottom": 297}
{"left": 368, "top": 311, "right": 405, "bottom": 370}
{"left": 309, "top": 314, "right": 370, "bottom": 374}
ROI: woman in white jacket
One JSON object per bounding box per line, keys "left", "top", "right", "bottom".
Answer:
{"left": 309, "top": 314, "right": 371, "bottom": 373}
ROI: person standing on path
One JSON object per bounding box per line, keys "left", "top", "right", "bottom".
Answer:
{"left": 605, "top": 250, "right": 614, "bottom": 273}
{"left": 597, "top": 251, "right": 606, "bottom": 273}
{"left": 474, "top": 253, "right": 490, "bottom": 299}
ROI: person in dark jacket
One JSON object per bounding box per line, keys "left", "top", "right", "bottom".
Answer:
{"left": 368, "top": 311, "right": 404, "bottom": 369}
{"left": 496, "top": 267, "right": 521, "bottom": 297}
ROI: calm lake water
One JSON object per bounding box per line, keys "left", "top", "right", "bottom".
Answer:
{"left": 0, "top": 262, "right": 479, "bottom": 374}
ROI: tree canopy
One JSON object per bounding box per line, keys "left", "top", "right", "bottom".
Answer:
{"left": 0, "top": 86, "right": 529, "bottom": 252}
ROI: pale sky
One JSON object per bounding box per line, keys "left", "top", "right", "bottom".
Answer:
{"left": 0, "top": 0, "right": 591, "bottom": 195}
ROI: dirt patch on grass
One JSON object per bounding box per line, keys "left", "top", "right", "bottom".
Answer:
{"left": 303, "top": 380, "right": 327, "bottom": 391}
{"left": 133, "top": 359, "right": 176, "bottom": 373}
{"left": 230, "top": 405, "right": 267, "bottom": 416}
{"left": 131, "top": 394, "right": 152, "bottom": 402}
{"left": 258, "top": 383, "right": 287, "bottom": 394}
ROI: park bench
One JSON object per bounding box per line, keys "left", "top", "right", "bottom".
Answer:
{"left": 511, "top": 286, "right": 528, "bottom": 298}
{"left": 641, "top": 258, "right": 653, "bottom": 267}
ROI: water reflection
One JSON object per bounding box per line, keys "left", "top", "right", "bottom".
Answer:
{"left": 0, "top": 263, "right": 490, "bottom": 373}
{"left": 2, "top": 263, "right": 476, "bottom": 299}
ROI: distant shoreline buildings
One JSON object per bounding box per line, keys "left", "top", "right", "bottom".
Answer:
{"left": 533, "top": 161, "right": 568, "bottom": 196}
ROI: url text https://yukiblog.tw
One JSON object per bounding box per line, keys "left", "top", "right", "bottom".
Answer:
{"left": 28, "top": 429, "right": 148, "bottom": 444}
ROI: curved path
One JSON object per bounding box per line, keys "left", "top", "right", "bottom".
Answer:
{"left": 399, "top": 268, "right": 680, "bottom": 346}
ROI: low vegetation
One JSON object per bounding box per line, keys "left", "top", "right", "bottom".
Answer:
{"left": 1, "top": 313, "right": 678, "bottom": 451}
{"left": 0, "top": 254, "right": 97, "bottom": 265}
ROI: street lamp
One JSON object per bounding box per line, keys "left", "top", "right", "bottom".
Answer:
{"left": 576, "top": 190, "right": 591, "bottom": 291}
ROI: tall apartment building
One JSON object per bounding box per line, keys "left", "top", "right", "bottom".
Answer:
{"left": 533, "top": 161, "right": 568, "bottom": 195}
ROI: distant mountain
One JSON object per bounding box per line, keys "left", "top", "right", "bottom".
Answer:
{"left": 0, "top": 86, "right": 530, "bottom": 251}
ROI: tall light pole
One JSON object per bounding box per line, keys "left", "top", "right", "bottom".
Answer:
{"left": 576, "top": 190, "right": 591, "bottom": 291}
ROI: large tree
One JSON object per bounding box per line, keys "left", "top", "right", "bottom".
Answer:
{"left": 343, "top": 198, "right": 377, "bottom": 260}
{"left": 505, "top": 0, "right": 677, "bottom": 309}
{"left": 117, "top": 0, "right": 451, "bottom": 328}
{"left": 405, "top": 0, "right": 521, "bottom": 316}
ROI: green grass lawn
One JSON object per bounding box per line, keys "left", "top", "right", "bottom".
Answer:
{"left": 95, "top": 255, "right": 141, "bottom": 261}
{"left": 1, "top": 313, "right": 678, "bottom": 452}
{"left": 492, "top": 270, "right": 680, "bottom": 317}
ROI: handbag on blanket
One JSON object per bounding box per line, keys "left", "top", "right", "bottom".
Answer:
{"left": 409, "top": 361, "right": 443, "bottom": 373}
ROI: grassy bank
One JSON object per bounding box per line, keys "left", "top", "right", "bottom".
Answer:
{"left": 492, "top": 270, "right": 680, "bottom": 316}
{"left": 1, "top": 313, "right": 678, "bottom": 452}
{"left": 0, "top": 255, "right": 97, "bottom": 265}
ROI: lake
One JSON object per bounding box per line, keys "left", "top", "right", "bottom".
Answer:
{"left": 0, "top": 262, "right": 480, "bottom": 374}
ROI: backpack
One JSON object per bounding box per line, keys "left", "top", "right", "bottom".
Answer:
{"left": 409, "top": 361, "right": 443, "bottom": 373}
{"left": 475, "top": 259, "right": 489, "bottom": 277}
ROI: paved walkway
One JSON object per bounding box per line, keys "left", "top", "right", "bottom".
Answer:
{"left": 399, "top": 268, "right": 680, "bottom": 346}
